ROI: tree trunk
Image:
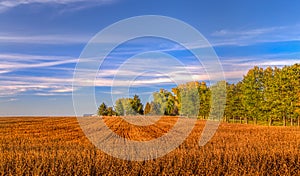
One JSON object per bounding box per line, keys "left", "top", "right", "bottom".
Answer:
{"left": 283, "top": 116, "right": 286, "bottom": 126}
{"left": 240, "top": 117, "right": 242, "bottom": 124}
{"left": 244, "top": 117, "right": 248, "bottom": 124}
{"left": 298, "top": 116, "right": 300, "bottom": 127}
{"left": 269, "top": 118, "right": 272, "bottom": 126}
{"left": 233, "top": 117, "right": 235, "bottom": 123}
{"left": 291, "top": 118, "right": 293, "bottom": 126}
{"left": 254, "top": 118, "right": 257, "bottom": 125}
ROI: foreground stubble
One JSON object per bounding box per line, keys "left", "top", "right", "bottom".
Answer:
{"left": 0, "top": 117, "right": 299, "bottom": 175}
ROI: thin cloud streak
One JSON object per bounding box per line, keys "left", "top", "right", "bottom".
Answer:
{"left": 0, "top": 53, "right": 79, "bottom": 74}
{"left": 0, "top": 33, "right": 91, "bottom": 44}
{"left": 210, "top": 24, "right": 300, "bottom": 46}
{"left": 0, "top": 0, "right": 116, "bottom": 13}
{"left": 1, "top": 58, "right": 298, "bottom": 98}
{"left": 1, "top": 50, "right": 299, "bottom": 98}
{"left": 0, "top": 59, "right": 77, "bottom": 69}
{"left": 0, "top": 78, "right": 75, "bottom": 97}
{"left": 0, "top": 53, "right": 72, "bottom": 61}
{"left": 0, "top": 98, "right": 18, "bottom": 103}
{"left": 211, "top": 26, "right": 284, "bottom": 37}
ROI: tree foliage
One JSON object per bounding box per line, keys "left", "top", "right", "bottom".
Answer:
{"left": 144, "top": 102, "right": 151, "bottom": 115}
{"left": 97, "top": 102, "right": 107, "bottom": 116}
{"left": 97, "top": 102, "right": 116, "bottom": 116}
{"left": 113, "top": 95, "right": 144, "bottom": 116}
{"left": 95, "top": 64, "right": 300, "bottom": 126}
{"left": 226, "top": 64, "right": 300, "bottom": 126}
{"left": 151, "top": 89, "right": 178, "bottom": 116}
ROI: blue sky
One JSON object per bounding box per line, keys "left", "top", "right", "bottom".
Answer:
{"left": 0, "top": 0, "right": 300, "bottom": 116}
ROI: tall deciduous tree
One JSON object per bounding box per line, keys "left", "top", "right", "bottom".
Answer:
{"left": 149, "top": 102, "right": 161, "bottom": 115}
{"left": 131, "top": 95, "right": 144, "bottom": 115}
{"left": 198, "top": 81, "right": 211, "bottom": 119}
{"left": 144, "top": 102, "right": 151, "bottom": 115}
{"left": 176, "top": 82, "right": 200, "bottom": 117}
{"left": 114, "top": 99, "right": 124, "bottom": 116}
{"left": 114, "top": 95, "right": 144, "bottom": 116}
{"left": 261, "top": 67, "right": 273, "bottom": 124}
{"left": 291, "top": 64, "right": 300, "bottom": 126}
{"left": 151, "top": 89, "right": 178, "bottom": 116}
{"left": 210, "top": 81, "right": 226, "bottom": 120}
{"left": 241, "top": 66, "right": 264, "bottom": 124}
{"left": 224, "top": 83, "right": 235, "bottom": 122}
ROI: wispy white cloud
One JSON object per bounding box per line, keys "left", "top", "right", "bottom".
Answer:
{"left": 2, "top": 24, "right": 296, "bottom": 50}
{"left": 219, "top": 54, "right": 300, "bottom": 81}
{"left": 50, "top": 86, "right": 74, "bottom": 93}
{"left": 233, "top": 58, "right": 300, "bottom": 67}
{"left": 0, "top": 98, "right": 18, "bottom": 103}
{"left": 0, "top": 53, "right": 71, "bottom": 60}
{"left": 0, "top": 0, "right": 116, "bottom": 13}
{"left": 211, "top": 27, "right": 283, "bottom": 37}
{"left": 0, "top": 83, "right": 48, "bottom": 97}
{"left": 1, "top": 49, "right": 299, "bottom": 98}
{"left": 0, "top": 33, "right": 91, "bottom": 44}
{"left": 0, "top": 58, "right": 77, "bottom": 69}
{"left": 0, "top": 53, "right": 78, "bottom": 74}
{"left": 220, "top": 51, "right": 300, "bottom": 66}
{"left": 259, "top": 59, "right": 300, "bottom": 66}
{"left": 0, "top": 76, "right": 75, "bottom": 97}
{"left": 210, "top": 24, "right": 300, "bottom": 46}
{"left": 0, "top": 53, "right": 78, "bottom": 97}
{"left": 72, "top": 24, "right": 300, "bottom": 52}
{"left": 94, "top": 77, "right": 174, "bottom": 87}
{"left": 1, "top": 57, "right": 298, "bottom": 98}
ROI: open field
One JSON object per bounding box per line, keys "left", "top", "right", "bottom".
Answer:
{"left": 0, "top": 117, "right": 300, "bottom": 175}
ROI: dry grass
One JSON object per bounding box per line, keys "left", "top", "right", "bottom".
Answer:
{"left": 0, "top": 117, "right": 300, "bottom": 175}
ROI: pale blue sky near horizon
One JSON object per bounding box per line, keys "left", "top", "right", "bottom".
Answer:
{"left": 0, "top": 0, "right": 300, "bottom": 116}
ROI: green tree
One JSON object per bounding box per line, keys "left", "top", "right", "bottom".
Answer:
{"left": 131, "top": 95, "right": 144, "bottom": 115}
{"left": 164, "top": 91, "right": 178, "bottom": 116}
{"left": 278, "top": 66, "right": 291, "bottom": 126}
{"left": 224, "top": 83, "right": 235, "bottom": 122}
{"left": 106, "top": 107, "right": 116, "bottom": 116}
{"left": 290, "top": 64, "right": 300, "bottom": 126}
{"left": 152, "top": 89, "right": 167, "bottom": 115}
{"left": 152, "top": 89, "right": 178, "bottom": 116}
{"left": 122, "top": 98, "right": 135, "bottom": 116}
{"left": 114, "top": 99, "right": 124, "bottom": 116}
{"left": 223, "top": 82, "right": 244, "bottom": 123}
{"left": 98, "top": 102, "right": 108, "bottom": 116}
{"left": 149, "top": 101, "right": 162, "bottom": 115}
{"left": 114, "top": 95, "right": 144, "bottom": 116}
{"left": 209, "top": 81, "right": 226, "bottom": 121}
{"left": 176, "top": 82, "right": 200, "bottom": 117}
{"left": 234, "top": 82, "right": 245, "bottom": 122}
{"left": 241, "top": 66, "right": 264, "bottom": 124}
{"left": 144, "top": 102, "right": 151, "bottom": 115}
{"left": 198, "top": 81, "right": 211, "bottom": 119}
{"left": 285, "top": 64, "right": 300, "bottom": 126}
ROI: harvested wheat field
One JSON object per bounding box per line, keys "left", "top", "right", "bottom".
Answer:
{"left": 0, "top": 117, "right": 300, "bottom": 175}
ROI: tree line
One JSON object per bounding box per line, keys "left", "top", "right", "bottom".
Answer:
{"left": 98, "top": 64, "right": 300, "bottom": 126}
